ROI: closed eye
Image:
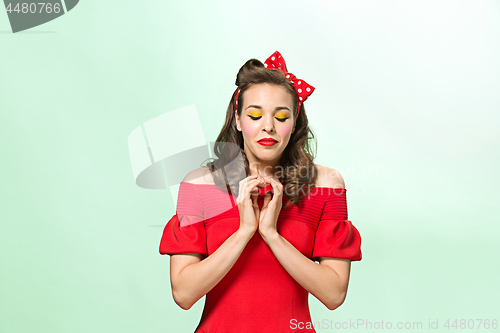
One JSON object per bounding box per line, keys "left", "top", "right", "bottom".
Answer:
{"left": 248, "top": 115, "right": 289, "bottom": 122}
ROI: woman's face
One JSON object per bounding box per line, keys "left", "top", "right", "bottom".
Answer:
{"left": 235, "top": 83, "right": 296, "bottom": 164}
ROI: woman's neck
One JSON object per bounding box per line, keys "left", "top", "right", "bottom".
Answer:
{"left": 248, "top": 164, "right": 282, "bottom": 179}
{"left": 245, "top": 149, "right": 283, "bottom": 179}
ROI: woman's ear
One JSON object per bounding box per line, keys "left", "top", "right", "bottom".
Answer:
{"left": 235, "top": 110, "right": 241, "bottom": 132}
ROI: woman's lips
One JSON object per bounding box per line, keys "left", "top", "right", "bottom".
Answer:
{"left": 258, "top": 139, "right": 278, "bottom": 146}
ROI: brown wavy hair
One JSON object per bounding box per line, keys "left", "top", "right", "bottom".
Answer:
{"left": 205, "top": 57, "right": 319, "bottom": 209}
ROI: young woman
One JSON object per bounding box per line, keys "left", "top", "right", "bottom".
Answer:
{"left": 159, "top": 51, "right": 362, "bottom": 333}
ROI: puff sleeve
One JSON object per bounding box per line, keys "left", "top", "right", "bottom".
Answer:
{"left": 311, "top": 188, "right": 362, "bottom": 261}
{"left": 159, "top": 182, "right": 208, "bottom": 258}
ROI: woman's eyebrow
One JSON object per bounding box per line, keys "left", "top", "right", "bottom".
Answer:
{"left": 245, "top": 105, "right": 291, "bottom": 111}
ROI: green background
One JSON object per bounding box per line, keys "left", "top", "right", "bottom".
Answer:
{"left": 1, "top": 1, "right": 499, "bottom": 332}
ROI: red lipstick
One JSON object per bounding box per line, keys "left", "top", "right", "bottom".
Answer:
{"left": 257, "top": 138, "right": 278, "bottom": 146}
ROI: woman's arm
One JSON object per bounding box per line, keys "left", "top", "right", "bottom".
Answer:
{"left": 260, "top": 165, "right": 352, "bottom": 310}
{"left": 260, "top": 232, "right": 352, "bottom": 310}
{"left": 170, "top": 228, "right": 254, "bottom": 310}
{"left": 169, "top": 175, "right": 263, "bottom": 310}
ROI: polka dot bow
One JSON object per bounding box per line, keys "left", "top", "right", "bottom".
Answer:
{"left": 235, "top": 51, "right": 315, "bottom": 116}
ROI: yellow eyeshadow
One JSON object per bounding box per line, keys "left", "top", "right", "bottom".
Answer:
{"left": 275, "top": 112, "right": 289, "bottom": 119}
{"left": 248, "top": 111, "right": 262, "bottom": 117}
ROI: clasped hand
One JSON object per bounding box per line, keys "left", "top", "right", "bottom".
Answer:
{"left": 236, "top": 175, "right": 284, "bottom": 238}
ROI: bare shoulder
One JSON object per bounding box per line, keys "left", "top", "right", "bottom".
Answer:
{"left": 314, "top": 164, "right": 345, "bottom": 189}
{"left": 181, "top": 166, "right": 215, "bottom": 185}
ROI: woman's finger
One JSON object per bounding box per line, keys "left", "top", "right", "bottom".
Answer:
{"left": 239, "top": 179, "right": 264, "bottom": 204}
{"left": 252, "top": 192, "right": 260, "bottom": 218}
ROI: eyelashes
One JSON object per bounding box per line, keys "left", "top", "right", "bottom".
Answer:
{"left": 248, "top": 115, "right": 289, "bottom": 122}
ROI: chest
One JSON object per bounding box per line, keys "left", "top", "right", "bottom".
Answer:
{"left": 203, "top": 201, "right": 323, "bottom": 259}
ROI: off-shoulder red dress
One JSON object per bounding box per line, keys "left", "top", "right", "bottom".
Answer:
{"left": 159, "top": 181, "right": 362, "bottom": 333}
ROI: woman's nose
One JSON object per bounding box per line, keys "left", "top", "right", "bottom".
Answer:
{"left": 262, "top": 116, "right": 275, "bottom": 133}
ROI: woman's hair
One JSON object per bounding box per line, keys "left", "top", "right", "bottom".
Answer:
{"left": 205, "top": 58, "right": 319, "bottom": 208}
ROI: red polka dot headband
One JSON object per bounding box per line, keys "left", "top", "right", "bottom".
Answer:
{"left": 235, "top": 51, "right": 315, "bottom": 116}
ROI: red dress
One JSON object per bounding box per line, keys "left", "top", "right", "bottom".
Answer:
{"left": 159, "top": 181, "right": 362, "bottom": 333}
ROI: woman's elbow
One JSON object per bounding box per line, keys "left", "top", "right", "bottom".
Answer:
{"left": 172, "top": 289, "right": 193, "bottom": 310}
{"left": 325, "top": 292, "right": 347, "bottom": 311}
